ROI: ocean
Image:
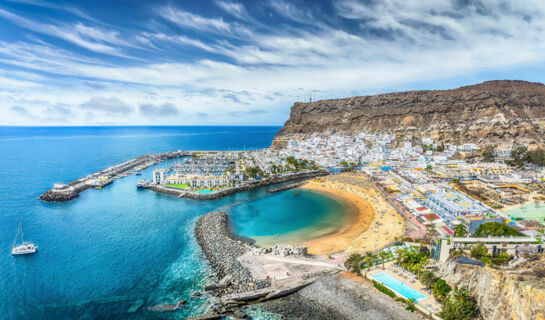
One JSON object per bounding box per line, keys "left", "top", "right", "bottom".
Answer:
{"left": 0, "top": 126, "right": 344, "bottom": 320}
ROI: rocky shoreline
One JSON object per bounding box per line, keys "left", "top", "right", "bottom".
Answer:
{"left": 195, "top": 211, "right": 271, "bottom": 295}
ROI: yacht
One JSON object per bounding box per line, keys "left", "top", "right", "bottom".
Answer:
{"left": 12, "top": 220, "right": 37, "bottom": 256}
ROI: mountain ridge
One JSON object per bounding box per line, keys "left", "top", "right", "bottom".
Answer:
{"left": 272, "top": 80, "right": 545, "bottom": 150}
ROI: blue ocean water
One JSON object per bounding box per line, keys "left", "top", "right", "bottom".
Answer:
{"left": 0, "top": 126, "right": 344, "bottom": 320}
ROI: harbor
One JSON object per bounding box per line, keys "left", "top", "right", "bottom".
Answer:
{"left": 40, "top": 149, "right": 329, "bottom": 202}
{"left": 39, "top": 151, "right": 189, "bottom": 201}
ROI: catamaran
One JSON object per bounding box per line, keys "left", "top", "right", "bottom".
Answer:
{"left": 11, "top": 220, "right": 37, "bottom": 256}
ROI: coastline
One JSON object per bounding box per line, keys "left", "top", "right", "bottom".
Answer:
{"left": 295, "top": 173, "right": 406, "bottom": 255}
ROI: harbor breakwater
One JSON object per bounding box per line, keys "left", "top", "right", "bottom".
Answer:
{"left": 149, "top": 169, "right": 329, "bottom": 200}
{"left": 40, "top": 151, "right": 188, "bottom": 202}
{"left": 195, "top": 211, "right": 270, "bottom": 295}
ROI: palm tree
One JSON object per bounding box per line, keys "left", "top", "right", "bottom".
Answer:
{"left": 379, "top": 251, "right": 389, "bottom": 269}
{"left": 363, "top": 251, "right": 375, "bottom": 275}
{"left": 395, "top": 248, "right": 405, "bottom": 265}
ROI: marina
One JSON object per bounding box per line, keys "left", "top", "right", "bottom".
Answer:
{"left": 39, "top": 151, "right": 189, "bottom": 201}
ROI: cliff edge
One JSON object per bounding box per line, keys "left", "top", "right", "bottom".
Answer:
{"left": 439, "top": 256, "right": 545, "bottom": 320}
{"left": 272, "top": 80, "right": 545, "bottom": 149}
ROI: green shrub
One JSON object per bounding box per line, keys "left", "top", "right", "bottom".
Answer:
{"left": 474, "top": 222, "right": 524, "bottom": 237}
{"left": 344, "top": 253, "right": 363, "bottom": 273}
{"left": 432, "top": 279, "right": 452, "bottom": 301}
{"left": 372, "top": 280, "right": 396, "bottom": 298}
{"left": 470, "top": 242, "right": 488, "bottom": 260}
{"left": 439, "top": 289, "right": 477, "bottom": 320}
{"left": 420, "top": 271, "right": 437, "bottom": 289}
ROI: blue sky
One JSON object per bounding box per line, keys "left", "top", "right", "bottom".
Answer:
{"left": 1, "top": 0, "right": 545, "bottom": 125}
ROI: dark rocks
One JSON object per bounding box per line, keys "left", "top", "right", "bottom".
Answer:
{"left": 195, "top": 212, "right": 271, "bottom": 296}
{"left": 146, "top": 299, "right": 186, "bottom": 312}
{"left": 39, "top": 189, "right": 80, "bottom": 201}
{"left": 191, "top": 291, "right": 202, "bottom": 298}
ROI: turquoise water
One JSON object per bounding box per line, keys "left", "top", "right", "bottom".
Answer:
{"left": 371, "top": 272, "right": 427, "bottom": 302}
{"left": 0, "top": 126, "right": 344, "bottom": 319}
{"left": 199, "top": 190, "right": 213, "bottom": 194}
{"left": 506, "top": 203, "right": 545, "bottom": 223}
{"left": 230, "top": 190, "right": 348, "bottom": 246}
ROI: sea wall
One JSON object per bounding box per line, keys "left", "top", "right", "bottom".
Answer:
{"left": 194, "top": 211, "right": 271, "bottom": 295}
{"left": 150, "top": 169, "right": 329, "bottom": 200}
{"left": 439, "top": 259, "right": 545, "bottom": 320}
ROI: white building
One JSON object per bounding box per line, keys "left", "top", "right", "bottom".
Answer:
{"left": 152, "top": 168, "right": 166, "bottom": 184}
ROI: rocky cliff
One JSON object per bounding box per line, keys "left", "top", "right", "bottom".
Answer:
{"left": 272, "top": 80, "right": 545, "bottom": 149}
{"left": 439, "top": 258, "right": 545, "bottom": 320}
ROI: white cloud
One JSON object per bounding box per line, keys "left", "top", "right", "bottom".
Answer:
{"left": 2, "top": 1, "right": 545, "bottom": 125}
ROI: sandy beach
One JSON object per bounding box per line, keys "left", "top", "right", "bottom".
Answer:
{"left": 299, "top": 173, "right": 405, "bottom": 255}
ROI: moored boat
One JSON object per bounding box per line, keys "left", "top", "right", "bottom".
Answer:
{"left": 136, "top": 179, "right": 146, "bottom": 189}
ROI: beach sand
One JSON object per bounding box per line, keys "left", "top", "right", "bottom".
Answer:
{"left": 299, "top": 173, "right": 405, "bottom": 255}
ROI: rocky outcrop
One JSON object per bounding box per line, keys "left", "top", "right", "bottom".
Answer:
{"left": 438, "top": 258, "right": 545, "bottom": 320}
{"left": 272, "top": 80, "right": 545, "bottom": 149}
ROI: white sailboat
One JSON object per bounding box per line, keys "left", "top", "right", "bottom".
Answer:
{"left": 11, "top": 220, "right": 37, "bottom": 255}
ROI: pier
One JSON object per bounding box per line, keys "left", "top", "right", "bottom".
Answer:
{"left": 40, "top": 151, "right": 189, "bottom": 201}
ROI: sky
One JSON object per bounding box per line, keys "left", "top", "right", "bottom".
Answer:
{"left": 1, "top": 0, "right": 545, "bottom": 126}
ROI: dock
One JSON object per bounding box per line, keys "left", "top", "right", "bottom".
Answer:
{"left": 40, "top": 151, "right": 189, "bottom": 201}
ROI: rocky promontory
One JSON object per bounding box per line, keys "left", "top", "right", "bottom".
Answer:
{"left": 272, "top": 80, "right": 545, "bottom": 149}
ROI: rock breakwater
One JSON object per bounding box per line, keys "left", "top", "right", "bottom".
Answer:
{"left": 195, "top": 211, "right": 271, "bottom": 295}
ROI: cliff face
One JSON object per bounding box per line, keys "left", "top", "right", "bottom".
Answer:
{"left": 272, "top": 80, "right": 545, "bottom": 149}
{"left": 439, "top": 259, "right": 545, "bottom": 320}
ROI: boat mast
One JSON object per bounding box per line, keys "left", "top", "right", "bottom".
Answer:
{"left": 21, "top": 220, "right": 24, "bottom": 244}
{"left": 12, "top": 220, "right": 21, "bottom": 248}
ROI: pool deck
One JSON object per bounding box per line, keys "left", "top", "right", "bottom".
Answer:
{"left": 368, "top": 261, "right": 442, "bottom": 316}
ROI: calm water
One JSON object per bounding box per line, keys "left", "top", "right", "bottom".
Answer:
{"left": 0, "top": 126, "right": 345, "bottom": 320}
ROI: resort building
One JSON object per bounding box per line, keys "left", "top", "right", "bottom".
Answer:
{"left": 433, "top": 236, "right": 543, "bottom": 262}
{"left": 165, "top": 174, "right": 231, "bottom": 188}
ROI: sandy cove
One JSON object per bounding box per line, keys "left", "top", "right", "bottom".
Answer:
{"left": 299, "top": 173, "right": 405, "bottom": 255}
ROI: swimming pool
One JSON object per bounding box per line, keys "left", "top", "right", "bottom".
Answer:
{"left": 199, "top": 190, "right": 213, "bottom": 194}
{"left": 371, "top": 272, "right": 427, "bottom": 302}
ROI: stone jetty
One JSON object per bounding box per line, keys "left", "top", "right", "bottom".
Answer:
{"left": 195, "top": 211, "right": 270, "bottom": 295}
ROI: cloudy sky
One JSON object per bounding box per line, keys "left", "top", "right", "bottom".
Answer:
{"left": 1, "top": 0, "right": 545, "bottom": 126}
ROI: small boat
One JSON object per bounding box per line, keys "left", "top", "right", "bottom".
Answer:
{"left": 136, "top": 179, "right": 146, "bottom": 189}
{"left": 12, "top": 220, "right": 37, "bottom": 256}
